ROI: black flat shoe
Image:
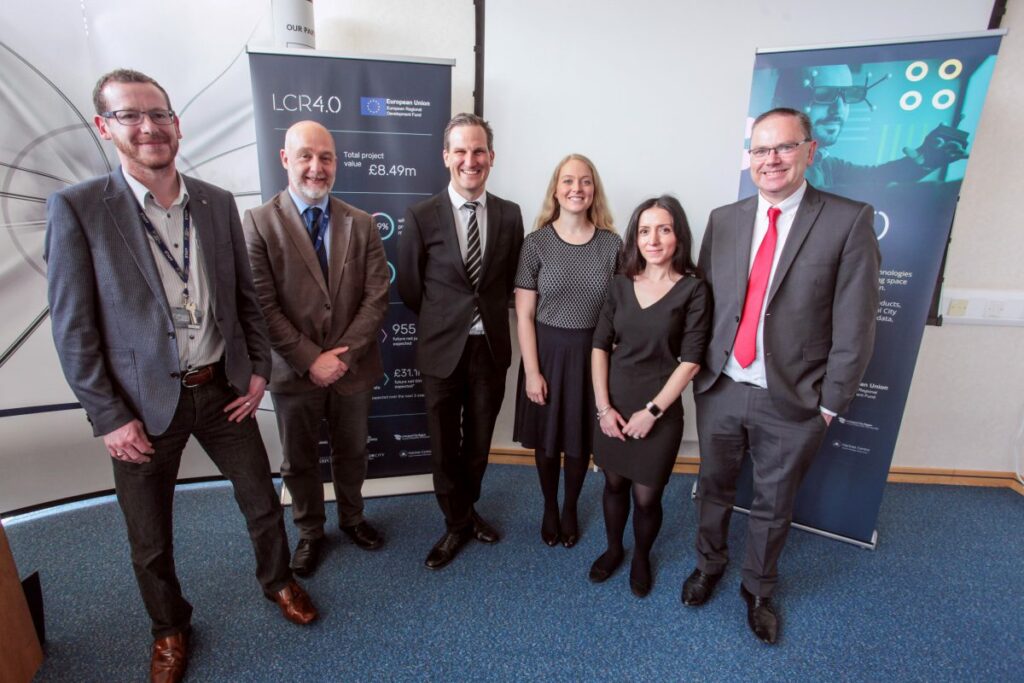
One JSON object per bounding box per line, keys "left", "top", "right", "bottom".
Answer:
{"left": 560, "top": 531, "right": 579, "bottom": 549}
{"left": 588, "top": 550, "right": 624, "bottom": 583}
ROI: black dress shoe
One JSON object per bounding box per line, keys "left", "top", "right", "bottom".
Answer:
{"left": 681, "top": 568, "right": 723, "bottom": 606}
{"left": 290, "top": 538, "right": 322, "bottom": 577}
{"left": 740, "top": 584, "right": 779, "bottom": 644}
{"left": 341, "top": 521, "right": 384, "bottom": 550}
{"left": 424, "top": 530, "right": 470, "bottom": 569}
{"left": 471, "top": 512, "right": 500, "bottom": 544}
{"left": 588, "top": 550, "right": 624, "bottom": 583}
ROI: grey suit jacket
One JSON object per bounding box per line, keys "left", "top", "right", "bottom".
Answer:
{"left": 45, "top": 168, "right": 272, "bottom": 437}
{"left": 694, "top": 184, "right": 881, "bottom": 421}
{"left": 243, "top": 191, "right": 389, "bottom": 395}
{"left": 397, "top": 189, "right": 524, "bottom": 378}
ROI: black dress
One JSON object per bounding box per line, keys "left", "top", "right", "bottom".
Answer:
{"left": 592, "top": 274, "right": 710, "bottom": 487}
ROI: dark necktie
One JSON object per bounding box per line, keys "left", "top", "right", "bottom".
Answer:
{"left": 733, "top": 206, "right": 781, "bottom": 368}
{"left": 303, "top": 206, "right": 328, "bottom": 279}
{"left": 464, "top": 201, "right": 482, "bottom": 328}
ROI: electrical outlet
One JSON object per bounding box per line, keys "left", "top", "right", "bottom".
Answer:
{"left": 947, "top": 299, "right": 969, "bottom": 316}
{"left": 984, "top": 300, "right": 1006, "bottom": 318}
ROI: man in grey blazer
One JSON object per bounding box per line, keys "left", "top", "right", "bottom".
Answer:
{"left": 681, "top": 108, "right": 880, "bottom": 644}
{"left": 244, "top": 121, "right": 390, "bottom": 577}
{"left": 45, "top": 69, "right": 316, "bottom": 683}
{"left": 398, "top": 113, "right": 524, "bottom": 569}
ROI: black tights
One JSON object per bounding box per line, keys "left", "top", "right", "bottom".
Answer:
{"left": 593, "top": 470, "right": 665, "bottom": 584}
{"left": 535, "top": 449, "right": 589, "bottom": 537}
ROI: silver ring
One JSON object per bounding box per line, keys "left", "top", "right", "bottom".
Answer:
{"left": 244, "top": 401, "right": 252, "bottom": 407}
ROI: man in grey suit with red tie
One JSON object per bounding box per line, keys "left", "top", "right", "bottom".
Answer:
{"left": 243, "top": 121, "right": 390, "bottom": 577}
{"left": 398, "top": 113, "right": 524, "bottom": 569}
{"left": 682, "top": 108, "right": 880, "bottom": 644}
{"left": 45, "top": 69, "right": 316, "bottom": 683}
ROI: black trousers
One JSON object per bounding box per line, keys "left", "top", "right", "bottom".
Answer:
{"left": 694, "top": 376, "right": 828, "bottom": 598}
{"left": 111, "top": 374, "right": 291, "bottom": 639}
{"left": 421, "top": 336, "right": 507, "bottom": 531}
{"left": 271, "top": 387, "right": 372, "bottom": 537}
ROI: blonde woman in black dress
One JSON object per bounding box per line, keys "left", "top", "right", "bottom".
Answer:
{"left": 514, "top": 154, "right": 621, "bottom": 547}
{"left": 590, "top": 195, "right": 710, "bottom": 597}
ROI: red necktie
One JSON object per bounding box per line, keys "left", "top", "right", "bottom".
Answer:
{"left": 733, "top": 206, "right": 781, "bottom": 368}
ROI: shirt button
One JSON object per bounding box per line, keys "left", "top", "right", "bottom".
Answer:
{"left": 325, "top": 304, "right": 331, "bottom": 310}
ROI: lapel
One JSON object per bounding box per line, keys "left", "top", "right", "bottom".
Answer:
{"left": 274, "top": 191, "right": 329, "bottom": 297}
{"left": 183, "top": 176, "right": 218, "bottom": 310}
{"left": 103, "top": 169, "right": 172, "bottom": 323}
{"left": 766, "top": 185, "right": 824, "bottom": 304}
{"left": 434, "top": 192, "right": 472, "bottom": 288}
{"left": 734, "top": 195, "right": 758, "bottom": 305}
{"left": 481, "top": 192, "right": 501, "bottom": 284}
{"left": 327, "top": 196, "right": 353, "bottom": 299}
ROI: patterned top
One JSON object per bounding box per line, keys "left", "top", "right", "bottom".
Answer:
{"left": 514, "top": 224, "right": 622, "bottom": 330}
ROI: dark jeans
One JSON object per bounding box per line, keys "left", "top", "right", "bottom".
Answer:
{"left": 111, "top": 375, "right": 291, "bottom": 639}
{"left": 421, "top": 336, "right": 506, "bottom": 531}
{"left": 271, "top": 387, "right": 372, "bottom": 537}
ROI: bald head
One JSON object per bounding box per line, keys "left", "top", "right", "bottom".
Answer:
{"left": 280, "top": 120, "right": 337, "bottom": 203}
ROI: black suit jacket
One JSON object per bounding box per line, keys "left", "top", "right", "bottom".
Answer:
{"left": 397, "top": 189, "right": 524, "bottom": 378}
{"left": 45, "top": 168, "right": 272, "bottom": 436}
{"left": 694, "top": 184, "right": 881, "bottom": 421}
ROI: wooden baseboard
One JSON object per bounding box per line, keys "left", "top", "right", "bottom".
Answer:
{"left": 489, "top": 448, "right": 1024, "bottom": 495}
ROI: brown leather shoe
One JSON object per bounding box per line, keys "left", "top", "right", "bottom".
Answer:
{"left": 150, "top": 632, "right": 188, "bottom": 683}
{"left": 269, "top": 580, "right": 318, "bottom": 625}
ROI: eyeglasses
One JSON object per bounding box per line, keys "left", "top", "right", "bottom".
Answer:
{"left": 100, "top": 109, "right": 176, "bottom": 126}
{"left": 748, "top": 139, "right": 811, "bottom": 159}
{"left": 810, "top": 85, "right": 868, "bottom": 105}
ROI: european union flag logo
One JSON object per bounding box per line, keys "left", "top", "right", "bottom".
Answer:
{"left": 360, "top": 97, "right": 387, "bottom": 116}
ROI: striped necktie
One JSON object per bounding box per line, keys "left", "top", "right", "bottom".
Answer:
{"left": 464, "top": 201, "right": 482, "bottom": 328}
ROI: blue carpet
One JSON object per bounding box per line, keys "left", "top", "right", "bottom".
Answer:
{"left": 5, "top": 464, "right": 1023, "bottom": 682}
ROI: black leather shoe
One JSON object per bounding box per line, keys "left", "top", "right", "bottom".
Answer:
{"left": 681, "top": 568, "right": 723, "bottom": 606}
{"left": 588, "top": 550, "right": 624, "bottom": 583}
{"left": 424, "top": 530, "right": 470, "bottom": 569}
{"left": 290, "top": 538, "right": 322, "bottom": 577}
{"left": 740, "top": 584, "right": 779, "bottom": 644}
{"left": 471, "top": 512, "right": 500, "bottom": 544}
{"left": 341, "top": 521, "right": 384, "bottom": 550}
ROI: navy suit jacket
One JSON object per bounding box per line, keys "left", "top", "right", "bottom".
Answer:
{"left": 45, "top": 168, "right": 272, "bottom": 436}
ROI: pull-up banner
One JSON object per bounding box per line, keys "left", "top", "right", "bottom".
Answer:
{"left": 735, "top": 32, "right": 1003, "bottom": 546}
{"left": 248, "top": 47, "right": 452, "bottom": 479}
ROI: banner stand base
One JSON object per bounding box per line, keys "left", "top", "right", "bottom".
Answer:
{"left": 689, "top": 481, "right": 878, "bottom": 550}
{"left": 281, "top": 474, "right": 435, "bottom": 505}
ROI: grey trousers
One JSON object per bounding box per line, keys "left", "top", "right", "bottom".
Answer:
{"left": 271, "top": 387, "right": 372, "bottom": 537}
{"left": 694, "top": 376, "right": 828, "bottom": 597}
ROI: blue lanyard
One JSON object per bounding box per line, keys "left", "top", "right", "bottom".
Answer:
{"left": 138, "top": 205, "right": 192, "bottom": 299}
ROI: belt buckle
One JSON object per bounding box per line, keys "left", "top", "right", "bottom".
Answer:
{"left": 181, "top": 366, "right": 209, "bottom": 388}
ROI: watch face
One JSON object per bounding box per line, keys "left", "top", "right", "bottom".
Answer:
{"left": 646, "top": 402, "right": 662, "bottom": 417}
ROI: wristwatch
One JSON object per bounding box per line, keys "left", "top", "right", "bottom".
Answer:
{"left": 645, "top": 401, "right": 662, "bottom": 419}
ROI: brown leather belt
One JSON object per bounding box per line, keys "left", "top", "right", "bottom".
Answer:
{"left": 181, "top": 363, "right": 218, "bottom": 388}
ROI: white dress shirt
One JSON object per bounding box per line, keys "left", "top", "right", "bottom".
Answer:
{"left": 447, "top": 183, "right": 488, "bottom": 335}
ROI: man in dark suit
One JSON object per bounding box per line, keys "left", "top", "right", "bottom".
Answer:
{"left": 682, "top": 108, "right": 880, "bottom": 644}
{"left": 243, "top": 121, "right": 390, "bottom": 576}
{"left": 45, "top": 69, "right": 316, "bottom": 683}
{"left": 398, "top": 113, "right": 524, "bottom": 569}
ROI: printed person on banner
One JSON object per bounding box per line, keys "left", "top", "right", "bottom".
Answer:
{"left": 771, "top": 64, "right": 969, "bottom": 189}
{"left": 44, "top": 69, "right": 317, "bottom": 683}
{"left": 397, "top": 113, "right": 525, "bottom": 570}
{"left": 682, "top": 108, "right": 880, "bottom": 644}
{"left": 243, "top": 121, "right": 390, "bottom": 577}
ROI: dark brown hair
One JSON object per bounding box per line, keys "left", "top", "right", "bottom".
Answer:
{"left": 619, "top": 195, "right": 699, "bottom": 279}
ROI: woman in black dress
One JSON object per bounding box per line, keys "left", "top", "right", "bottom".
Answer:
{"left": 589, "top": 195, "right": 710, "bottom": 597}
{"left": 514, "top": 154, "right": 621, "bottom": 547}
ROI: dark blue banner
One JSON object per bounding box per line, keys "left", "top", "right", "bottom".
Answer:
{"left": 248, "top": 49, "right": 452, "bottom": 479}
{"left": 736, "top": 33, "right": 1002, "bottom": 544}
